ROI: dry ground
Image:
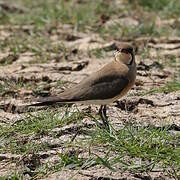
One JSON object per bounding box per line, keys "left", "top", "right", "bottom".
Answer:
{"left": 0, "top": 0, "right": 180, "bottom": 179}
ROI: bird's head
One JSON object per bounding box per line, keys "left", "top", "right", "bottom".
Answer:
{"left": 114, "top": 44, "right": 135, "bottom": 66}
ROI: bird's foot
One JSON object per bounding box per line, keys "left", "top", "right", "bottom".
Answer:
{"left": 101, "top": 117, "right": 110, "bottom": 131}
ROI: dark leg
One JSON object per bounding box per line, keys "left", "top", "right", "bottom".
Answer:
{"left": 98, "top": 105, "right": 103, "bottom": 115}
{"left": 99, "top": 105, "right": 109, "bottom": 130}
{"left": 102, "top": 105, "right": 107, "bottom": 118}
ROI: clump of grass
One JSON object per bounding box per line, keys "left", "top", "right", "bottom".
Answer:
{"left": 58, "top": 152, "right": 85, "bottom": 169}
{"left": 0, "top": 108, "right": 87, "bottom": 179}
{"left": 139, "top": 80, "right": 180, "bottom": 96}
{"left": 99, "top": 20, "right": 170, "bottom": 39}
{"left": 0, "top": 31, "right": 52, "bottom": 57}
{"left": 134, "top": 0, "right": 174, "bottom": 11}
{"left": 0, "top": 54, "right": 19, "bottom": 65}
{"left": 122, "top": 22, "right": 162, "bottom": 37}
{"left": 0, "top": 27, "right": 77, "bottom": 65}
{"left": 0, "top": 109, "right": 86, "bottom": 154}
{"left": 0, "top": 172, "right": 24, "bottom": 180}
{"left": 36, "top": 124, "right": 180, "bottom": 178}
{"left": 3, "top": 0, "right": 117, "bottom": 31}
{"left": 85, "top": 125, "right": 180, "bottom": 178}
{"left": 0, "top": 79, "right": 22, "bottom": 97}
{"left": 32, "top": 151, "right": 93, "bottom": 179}
{"left": 0, "top": 78, "right": 37, "bottom": 97}
{"left": 14, "top": 110, "right": 84, "bottom": 135}
{"left": 129, "top": 0, "right": 180, "bottom": 18}
{"left": 157, "top": 80, "right": 180, "bottom": 93}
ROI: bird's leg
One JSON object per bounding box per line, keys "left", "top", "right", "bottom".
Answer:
{"left": 99, "top": 105, "right": 109, "bottom": 130}
{"left": 98, "top": 105, "right": 103, "bottom": 115}
{"left": 102, "top": 105, "right": 107, "bottom": 118}
{"left": 102, "top": 105, "right": 109, "bottom": 128}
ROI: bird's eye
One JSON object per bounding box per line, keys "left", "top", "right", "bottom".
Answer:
{"left": 116, "top": 47, "right": 121, "bottom": 52}
{"left": 121, "top": 48, "right": 133, "bottom": 54}
{"left": 121, "top": 48, "right": 129, "bottom": 54}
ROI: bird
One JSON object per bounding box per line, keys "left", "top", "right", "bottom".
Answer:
{"left": 30, "top": 44, "right": 136, "bottom": 128}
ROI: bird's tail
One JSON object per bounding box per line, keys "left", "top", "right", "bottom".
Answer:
{"left": 29, "top": 96, "right": 71, "bottom": 106}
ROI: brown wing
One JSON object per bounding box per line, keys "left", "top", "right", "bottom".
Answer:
{"left": 69, "top": 74, "right": 129, "bottom": 101}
